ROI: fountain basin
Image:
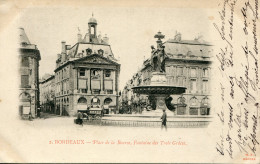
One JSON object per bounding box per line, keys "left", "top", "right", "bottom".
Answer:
{"left": 132, "top": 85, "right": 186, "bottom": 95}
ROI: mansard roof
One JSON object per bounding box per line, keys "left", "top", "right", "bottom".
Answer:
{"left": 163, "top": 39, "right": 213, "bottom": 59}
{"left": 67, "top": 42, "right": 115, "bottom": 61}
{"left": 73, "top": 53, "right": 120, "bottom": 65}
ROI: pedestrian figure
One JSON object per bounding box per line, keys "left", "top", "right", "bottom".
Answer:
{"left": 76, "top": 112, "right": 83, "bottom": 126}
{"left": 28, "top": 112, "right": 33, "bottom": 121}
{"left": 161, "top": 109, "right": 167, "bottom": 131}
{"left": 37, "top": 107, "right": 41, "bottom": 118}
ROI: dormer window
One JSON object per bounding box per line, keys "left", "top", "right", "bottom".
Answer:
{"left": 86, "top": 48, "right": 92, "bottom": 55}
{"left": 98, "top": 49, "right": 104, "bottom": 56}
{"left": 105, "top": 70, "right": 111, "bottom": 77}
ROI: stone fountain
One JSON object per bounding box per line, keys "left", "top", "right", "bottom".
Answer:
{"left": 132, "top": 31, "right": 186, "bottom": 115}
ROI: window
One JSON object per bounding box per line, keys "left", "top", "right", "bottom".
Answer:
{"left": 190, "top": 107, "right": 198, "bottom": 115}
{"left": 177, "top": 77, "right": 183, "bottom": 86}
{"left": 104, "top": 80, "right": 113, "bottom": 90}
{"left": 21, "top": 57, "right": 29, "bottom": 67}
{"left": 203, "top": 68, "right": 209, "bottom": 77}
{"left": 105, "top": 70, "right": 111, "bottom": 77}
{"left": 78, "top": 79, "right": 87, "bottom": 89}
{"left": 202, "top": 80, "right": 208, "bottom": 93}
{"left": 78, "top": 97, "right": 87, "bottom": 103}
{"left": 80, "top": 89, "right": 87, "bottom": 93}
{"left": 177, "top": 97, "right": 186, "bottom": 115}
{"left": 21, "top": 75, "right": 29, "bottom": 88}
{"left": 98, "top": 49, "right": 104, "bottom": 56}
{"left": 177, "top": 67, "right": 183, "bottom": 76}
{"left": 64, "top": 69, "right": 66, "bottom": 79}
{"left": 190, "top": 79, "right": 197, "bottom": 93}
{"left": 92, "top": 89, "right": 100, "bottom": 94}
{"left": 189, "top": 97, "right": 199, "bottom": 115}
{"left": 190, "top": 68, "right": 196, "bottom": 77}
{"left": 79, "top": 68, "right": 85, "bottom": 76}
{"left": 200, "top": 97, "right": 210, "bottom": 115}
{"left": 86, "top": 48, "right": 92, "bottom": 55}
{"left": 106, "top": 90, "right": 113, "bottom": 94}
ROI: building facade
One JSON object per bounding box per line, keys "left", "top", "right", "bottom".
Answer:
{"left": 122, "top": 32, "right": 213, "bottom": 116}
{"left": 54, "top": 15, "right": 120, "bottom": 116}
{"left": 39, "top": 74, "right": 55, "bottom": 113}
{"left": 19, "top": 27, "right": 41, "bottom": 118}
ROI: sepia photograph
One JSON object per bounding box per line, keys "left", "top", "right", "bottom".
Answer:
{"left": 0, "top": 0, "right": 259, "bottom": 163}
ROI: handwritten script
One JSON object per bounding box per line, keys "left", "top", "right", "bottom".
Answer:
{"left": 214, "top": 0, "right": 259, "bottom": 160}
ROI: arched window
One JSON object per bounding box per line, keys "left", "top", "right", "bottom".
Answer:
{"left": 200, "top": 97, "right": 210, "bottom": 115}
{"left": 189, "top": 97, "right": 199, "bottom": 115}
{"left": 177, "top": 96, "right": 186, "bottom": 115}
{"left": 91, "top": 97, "right": 100, "bottom": 105}
{"left": 19, "top": 92, "right": 31, "bottom": 102}
{"left": 104, "top": 98, "right": 112, "bottom": 105}
{"left": 78, "top": 97, "right": 87, "bottom": 104}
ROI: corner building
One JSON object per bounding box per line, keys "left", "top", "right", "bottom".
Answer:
{"left": 19, "top": 28, "right": 41, "bottom": 118}
{"left": 54, "top": 16, "right": 120, "bottom": 116}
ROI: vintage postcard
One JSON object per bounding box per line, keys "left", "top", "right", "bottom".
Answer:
{"left": 0, "top": 0, "right": 259, "bottom": 163}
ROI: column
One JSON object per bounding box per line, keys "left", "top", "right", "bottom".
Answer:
{"left": 198, "top": 67, "right": 202, "bottom": 94}
{"left": 100, "top": 69, "right": 104, "bottom": 94}
{"left": 74, "top": 69, "right": 78, "bottom": 93}
{"left": 113, "top": 70, "right": 116, "bottom": 94}
{"left": 198, "top": 104, "right": 201, "bottom": 115}
{"left": 87, "top": 69, "right": 91, "bottom": 94}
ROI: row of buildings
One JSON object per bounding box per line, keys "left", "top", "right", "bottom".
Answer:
{"left": 19, "top": 15, "right": 212, "bottom": 118}
{"left": 121, "top": 32, "right": 213, "bottom": 116}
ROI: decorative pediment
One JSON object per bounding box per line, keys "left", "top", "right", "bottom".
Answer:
{"left": 87, "top": 56, "right": 110, "bottom": 64}
{"left": 75, "top": 54, "right": 118, "bottom": 65}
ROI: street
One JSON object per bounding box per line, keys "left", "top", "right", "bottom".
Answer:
{"left": 0, "top": 114, "right": 220, "bottom": 163}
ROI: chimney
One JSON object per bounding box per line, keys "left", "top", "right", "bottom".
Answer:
{"left": 98, "top": 32, "right": 102, "bottom": 43}
{"left": 103, "top": 34, "right": 109, "bottom": 44}
{"left": 61, "top": 41, "right": 66, "bottom": 53}
{"left": 77, "top": 27, "right": 82, "bottom": 42}
{"left": 78, "top": 33, "right": 82, "bottom": 42}
{"left": 85, "top": 33, "right": 90, "bottom": 42}
{"left": 57, "top": 54, "right": 61, "bottom": 60}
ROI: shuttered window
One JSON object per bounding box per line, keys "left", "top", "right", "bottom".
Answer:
{"left": 104, "top": 80, "right": 113, "bottom": 90}
{"left": 21, "top": 75, "right": 29, "bottom": 87}
{"left": 79, "top": 79, "right": 87, "bottom": 89}
{"left": 91, "top": 80, "right": 100, "bottom": 90}
{"left": 21, "top": 57, "right": 29, "bottom": 67}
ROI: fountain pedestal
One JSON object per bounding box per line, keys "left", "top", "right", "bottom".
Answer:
{"left": 132, "top": 72, "right": 186, "bottom": 115}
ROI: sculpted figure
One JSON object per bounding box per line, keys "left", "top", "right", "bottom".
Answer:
{"left": 150, "top": 44, "right": 165, "bottom": 72}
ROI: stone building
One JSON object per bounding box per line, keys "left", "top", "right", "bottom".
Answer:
{"left": 39, "top": 74, "right": 55, "bottom": 113}
{"left": 122, "top": 32, "right": 213, "bottom": 116}
{"left": 54, "top": 15, "right": 120, "bottom": 116}
{"left": 19, "top": 27, "right": 41, "bottom": 118}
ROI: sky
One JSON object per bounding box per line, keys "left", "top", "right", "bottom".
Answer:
{"left": 17, "top": 6, "right": 214, "bottom": 90}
